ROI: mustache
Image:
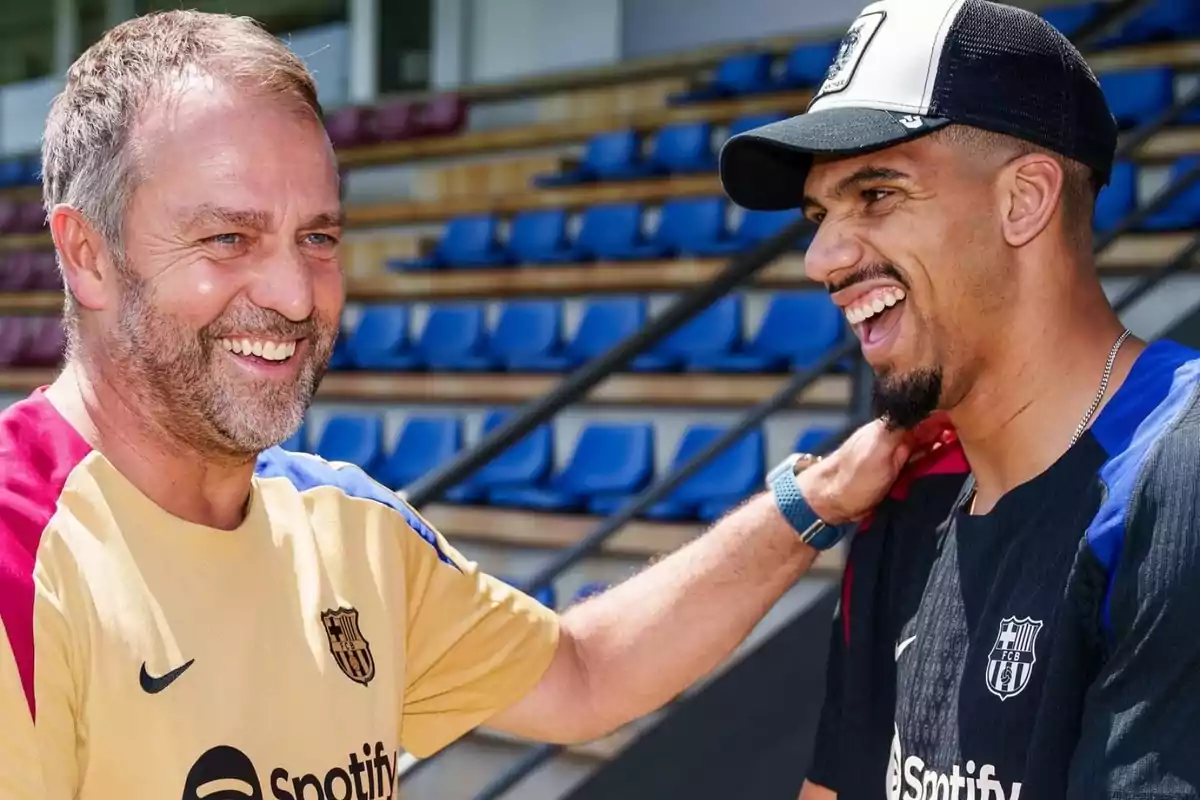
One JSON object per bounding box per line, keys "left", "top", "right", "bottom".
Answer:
{"left": 204, "top": 307, "right": 327, "bottom": 341}
{"left": 827, "top": 263, "right": 909, "bottom": 295}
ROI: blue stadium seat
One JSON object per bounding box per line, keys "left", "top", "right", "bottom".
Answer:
{"left": 377, "top": 415, "right": 475, "bottom": 499}
{"left": 348, "top": 305, "right": 421, "bottom": 370}
{"left": 0, "top": 159, "right": 23, "bottom": 188}
{"left": 507, "top": 209, "right": 585, "bottom": 264}
{"left": 1100, "top": 68, "right": 1175, "bottom": 129}
{"left": 451, "top": 410, "right": 555, "bottom": 498}
{"left": 279, "top": 421, "right": 309, "bottom": 453}
{"left": 534, "top": 130, "right": 655, "bottom": 186}
{"left": 795, "top": 426, "right": 839, "bottom": 454}
{"left": 689, "top": 207, "right": 808, "bottom": 256}
{"left": 776, "top": 41, "right": 841, "bottom": 89}
{"left": 518, "top": 297, "right": 650, "bottom": 372}
{"left": 670, "top": 52, "right": 775, "bottom": 104}
{"left": 491, "top": 301, "right": 576, "bottom": 372}
{"left": 632, "top": 295, "right": 744, "bottom": 372}
{"left": 657, "top": 197, "right": 740, "bottom": 256}
{"left": 640, "top": 427, "right": 766, "bottom": 522}
{"left": 1040, "top": 3, "right": 1103, "bottom": 38}
{"left": 1094, "top": 161, "right": 1137, "bottom": 231}
{"left": 415, "top": 304, "right": 498, "bottom": 371}
{"left": 1142, "top": 156, "right": 1200, "bottom": 231}
{"left": 576, "top": 203, "right": 657, "bottom": 261}
{"left": 1104, "top": 0, "right": 1200, "bottom": 45}
{"left": 572, "top": 582, "right": 609, "bottom": 603}
{"left": 649, "top": 122, "right": 718, "bottom": 174}
{"left": 316, "top": 414, "right": 384, "bottom": 475}
{"left": 328, "top": 328, "right": 354, "bottom": 370}
{"left": 727, "top": 112, "right": 790, "bottom": 140}
{"left": 390, "top": 215, "right": 511, "bottom": 270}
{"left": 692, "top": 292, "right": 845, "bottom": 372}
{"left": 489, "top": 423, "right": 655, "bottom": 513}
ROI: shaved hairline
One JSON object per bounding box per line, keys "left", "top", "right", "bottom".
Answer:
{"left": 932, "top": 125, "right": 1096, "bottom": 255}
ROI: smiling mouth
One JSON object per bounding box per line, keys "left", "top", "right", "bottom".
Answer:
{"left": 218, "top": 337, "right": 299, "bottom": 363}
{"left": 843, "top": 287, "right": 907, "bottom": 348}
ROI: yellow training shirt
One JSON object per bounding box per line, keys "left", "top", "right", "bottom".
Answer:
{"left": 0, "top": 390, "right": 560, "bottom": 799}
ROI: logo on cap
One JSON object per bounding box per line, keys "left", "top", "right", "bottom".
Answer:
{"left": 816, "top": 10, "right": 886, "bottom": 100}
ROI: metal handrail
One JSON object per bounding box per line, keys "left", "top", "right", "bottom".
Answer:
{"left": 470, "top": 412, "right": 864, "bottom": 800}
{"left": 1072, "top": 0, "right": 1152, "bottom": 49}
{"left": 404, "top": 216, "right": 814, "bottom": 507}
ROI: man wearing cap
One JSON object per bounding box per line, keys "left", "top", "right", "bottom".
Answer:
{"left": 720, "top": 1, "right": 1200, "bottom": 798}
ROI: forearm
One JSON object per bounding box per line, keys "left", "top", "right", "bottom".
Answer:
{"left": 562, "top": 492, "right": 816, "bottom": 739}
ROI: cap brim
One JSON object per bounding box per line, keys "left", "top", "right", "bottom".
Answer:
{"left": 719, "top": 107, "right": 950, "bottom": 211}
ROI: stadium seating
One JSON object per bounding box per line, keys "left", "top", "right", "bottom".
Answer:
{"left": 576, "top": 202, "right": 657, "bottom": 261}
{"left": 367, "top": 100, "right": 422, "bottom": 143}
{"left": 0, "top": 317, "right": 28, "bottom": 366}
{"left": 0, "top": 251, "right": 36, "bottom": 291}
{"left": 507, "top": 209, "right": 586, "bottom": 264}
{"left": 13, "top": 317, "right": 66, "bottom": 367}
{"left": 637, "top": 426, "right": 765, "bottom": 522}
{"left": 415, "top": 304, "right": 498, "bottom": 371}
{"left": 315, "top": 414, "right": 384, "bottom": 475}
{"left": 727, "top": 113, "right": 790, "bottom": 139}
{"left": 519, "top": 297, "right": 650, "bottom": 372}
{"left": 1100, "top": 68, "right": 1176, "bottom": 128}
{"left": 377, "top": 415, "right": 471, "bottom": 496}
{"left": 1143, "top": 156, "right": 1200, "bottom": 230}
{"left": 1040, "top": 2, "right": 1102, "bottom": 37}
{"left": 631, "top": 294, "right": 744, "bottom": 371}
{"left": 649, "top": 121, "right": 719, "bottom": 175}
{"left": 489, "top": 422, "right": 654, "bottom": 513}
{"left": 1105, "top": 0, "right": 1200, "bottom": 45}
{"left": 670, "top": 52, "right": 776, "bottom": 104}
{"left": 449, "top": 411, "right": 555, "bottom": 500}
{"left": 348, "top": 305, "right": 421, "bottom": 370}
{"left": 692, "top": 292, "right": 844, "bottom": 372}
{"left": 279, "top": 422, "right": 308, "bottom": 453}
{"left": 490, "top": 301, "right": 574, "bottom": 372}
{"left": 1095, "top": 161, "right": 1138, "bottom": 231}
{"left": 324, "top": 105, "right": 373, "bottom": 149}
{"left": 390, "top": 214, "right": 511, "bottom": 270}
{"left": 795, "top": 426, "right": 838, "bottom": 454}
{"left": 776, "top": 41, "right": 842, "bottom": 90}
{"left": 534, "top": 130, "right": 655, "bottom": 186}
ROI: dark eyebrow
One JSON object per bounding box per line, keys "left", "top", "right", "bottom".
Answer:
{"left": 801, "top": 166, "right": 912, "bottom": 213}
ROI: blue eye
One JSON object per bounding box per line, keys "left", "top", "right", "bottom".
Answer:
{"left": 207, "top": 233, "right": 243, "bottom": 246}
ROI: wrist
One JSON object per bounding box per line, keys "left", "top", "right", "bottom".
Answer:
{"left": 766, "top": 455, "right": 847, "bottom": 551}
{"left": 794, "top": 460, "right": 851, "bottom": 526}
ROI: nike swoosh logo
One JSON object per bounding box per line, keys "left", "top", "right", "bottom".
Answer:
{"left": 139, "top": 659, "right": 195, "bottom": 694}
{"left": 895, "top": 636, "right": 917, "bottom": 660}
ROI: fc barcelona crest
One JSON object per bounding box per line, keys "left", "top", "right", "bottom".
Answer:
{"left": 985, "top": 616, "right": 1043, "bottom": 701}
{"left": 321, "top": 607, "right": 375, "bottom": 687}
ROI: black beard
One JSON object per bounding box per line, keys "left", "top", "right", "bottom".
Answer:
{"left": 872, "top": 367, "right": 943, "bottom": 431}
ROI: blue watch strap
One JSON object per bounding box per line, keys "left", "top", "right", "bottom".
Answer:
{"left": 769, "top": 467, "right": 847, "bottom": 551}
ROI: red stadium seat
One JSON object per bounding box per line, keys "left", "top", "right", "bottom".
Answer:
{"left": 0, "top": 318, "right": 30, "bottom": 366}
{"left": 18, "top": 317, "right": 66, "bottom": 367}
{"left": 0, "top": 199, "right": 20, "bottom": 235}
{"left": 418, "top": 94, "right": 467, "bottom": 137}
{"left": 323, "top": 105, "right": 373, "bottom": 149}
{"left": 15, "top": 201, "right": 46, "bottom": 234}
{"left": 1, "top": 251, "right": 38, "bottom": 291}
{"left": 32, "top": 250, "right": 62, "bottom": 290}
{"left": 368, "top": 100, "right": 421, "bottom": 143}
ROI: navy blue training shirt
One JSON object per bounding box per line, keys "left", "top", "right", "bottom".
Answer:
{"left": 808, "top": 339, "right": 1200, "bottom": 800}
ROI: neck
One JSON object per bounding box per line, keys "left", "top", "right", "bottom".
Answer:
{"left": 45, "top": 359, "right": 257, "bottom": 530}
{"left": 949, "top": 281, "right": 1143, "bottom": 515}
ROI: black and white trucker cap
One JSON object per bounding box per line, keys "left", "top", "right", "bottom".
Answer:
{"left": 719, "top": 0, "right": 1119, "bottom": 211}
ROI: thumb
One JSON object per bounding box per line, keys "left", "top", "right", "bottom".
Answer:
{"left": 891, "top": 439, "right": 915, "bottom": 473}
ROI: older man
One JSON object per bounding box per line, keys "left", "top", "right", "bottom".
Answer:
{"left": 0, "top": 11, "right": 922, "bottom": 799}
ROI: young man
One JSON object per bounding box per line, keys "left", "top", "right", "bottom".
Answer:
{"left": 721, "top": 1, "right": 1200, "bottom": 798}
{"left": 0, "top": 10, "right": 923, "bottom": 799}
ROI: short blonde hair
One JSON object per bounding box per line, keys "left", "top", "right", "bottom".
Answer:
{"left": 41, "top": 11, "right": 322, "bottom": 341}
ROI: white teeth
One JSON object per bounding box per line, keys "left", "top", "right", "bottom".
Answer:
{"left": 218, "top": 338, "right": 297, "bottom": 362}
{"left": 844, "top": 288, "right": 907, "bottom": 326}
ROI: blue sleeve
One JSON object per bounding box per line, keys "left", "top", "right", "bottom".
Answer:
{"left": 1070, "top": 402, "right": 1200, "bottom": 800}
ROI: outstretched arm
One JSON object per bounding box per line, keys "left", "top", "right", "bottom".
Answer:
{"left": 487, "top": 417, "right": 939, "bottom": 744}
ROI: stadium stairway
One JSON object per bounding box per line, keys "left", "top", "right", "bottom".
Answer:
{"left": 0, "top": 3, "right": 1199, "bottom": 798}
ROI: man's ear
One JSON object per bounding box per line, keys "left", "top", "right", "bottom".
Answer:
{"left": 50, "top": 205, "right": 117, "bottom": 312}
{"left": 996, "top": 154, "right": 1064, "bottom": 248}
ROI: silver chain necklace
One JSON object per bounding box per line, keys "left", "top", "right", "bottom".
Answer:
{"left": 970, "top": 328, "right": 1132, "bottom": 514}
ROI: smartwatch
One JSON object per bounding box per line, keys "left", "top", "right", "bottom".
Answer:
{"left": 766, "top": 453, "right": 847, "bottom": 551}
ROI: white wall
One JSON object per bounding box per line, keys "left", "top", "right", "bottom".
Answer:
{"left": 622, "top": 0, "right": 855, "bottom": 60}
{"left": 0, "top": 22, "right": 350, "bottom": 157}
{"left": 435, "top": 0, "right": 621, "bottom": 86}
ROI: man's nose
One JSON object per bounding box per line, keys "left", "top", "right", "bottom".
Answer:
{"left": 804, "top": 221, "right": 867, "bottom": 287}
